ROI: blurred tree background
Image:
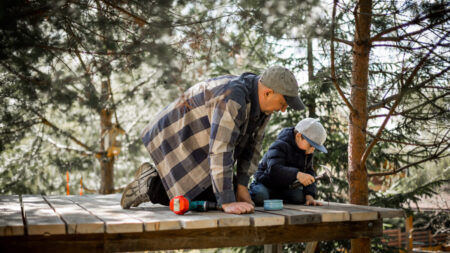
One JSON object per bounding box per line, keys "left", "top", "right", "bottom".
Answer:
{"left": 0, "top": 0, "right": 448, "bottom": 252}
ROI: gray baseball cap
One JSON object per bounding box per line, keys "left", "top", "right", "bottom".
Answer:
{"left": 295, "top": 118, "right": 328, "bottom": 153}
{"left": 260, "top": 66, "right": 305, "bottom": 111}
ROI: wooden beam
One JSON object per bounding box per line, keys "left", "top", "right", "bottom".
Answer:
{"left": 0, "top": 219, "right": 383, "bottom": 253}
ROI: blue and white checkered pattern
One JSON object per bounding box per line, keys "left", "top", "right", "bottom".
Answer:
{"left": 141, "top": 73, "right": 269, "bottom": 205}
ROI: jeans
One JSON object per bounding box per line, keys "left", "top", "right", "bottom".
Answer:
{"left": 249, "top": 182, "right": 306, "bottom": 206}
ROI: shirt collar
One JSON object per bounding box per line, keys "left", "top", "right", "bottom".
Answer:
{"left": 250, "top": 75, "right": 263, "bottom": 118}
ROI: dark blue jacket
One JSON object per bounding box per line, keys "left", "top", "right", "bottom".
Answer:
{"left": 254, "top": 127, "right": 317, "bottom": 198}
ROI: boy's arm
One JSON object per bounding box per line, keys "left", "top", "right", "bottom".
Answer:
{"left": 302, "top": 157, "right": 317, "bottom": 198}
{"left": 262, "top": 143, "right": 299, "bottom": 188}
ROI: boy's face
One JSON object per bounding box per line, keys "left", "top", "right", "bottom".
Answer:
{"left": 295, "top": 133, "right": 315, "bottom": 154}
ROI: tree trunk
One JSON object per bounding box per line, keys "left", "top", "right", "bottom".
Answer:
{"left": 307, "top": 37, "right": 317, "bottom": 118}
{"left": 99, "top": 80, "right": 115, "bottom": 194}
{"left": 349, "top": 0, "right": 372, "bottom": 252}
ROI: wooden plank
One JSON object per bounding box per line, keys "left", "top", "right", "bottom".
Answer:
{"left": 22, "top": 195, "right": 66, "bottom": 235}
{"left": 86, "top": 194, "right": 181, "bottom": 231}
{"left": 127, "top": 206, "right": 182, "bottom": 231}
{"left": 44, "top": 196, "right": 104, "bottom": 234}
{"left": 257, "top": 207, "right": 321, "bottom": 225}
{"left": 0, "top": 195, "right": 24, "bottom": 236}
{"left": 86, "top": 194, "right": 217, "bottom": 230}
{"left": 324, "top": 202, "right": 405, "bottom": 218}
{"left": 187, "top": 211, "right": 250, "bottom": 227}
{"left": 316, "top": 202, "right": 378, "bottom": 221}
{"left": 250, "top": 211, "right": 286, "bottom": 227}
{"left": 68, "top": 195, "right": 143, "bottom": 234}
{"left": 284, "top": 204, "right": 350, "bottom": 222}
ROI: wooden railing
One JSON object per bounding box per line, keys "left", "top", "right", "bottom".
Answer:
{"left": 382, "top": 228, "right": 448, "bottom": 248}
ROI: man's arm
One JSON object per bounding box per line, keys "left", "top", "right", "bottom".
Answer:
{"left": 209, "top": 94, "right": 254, "bottom": 214}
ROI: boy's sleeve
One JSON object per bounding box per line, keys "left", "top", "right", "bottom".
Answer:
{"left": 260, "top": 142, "right": 299, "bottom": 189}
{"left": 303, "top": 157, "right": 317, "bottom": 198}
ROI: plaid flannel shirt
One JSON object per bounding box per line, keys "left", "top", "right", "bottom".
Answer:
{"left": 141, "top": 73, "right": 270, "bottom": 205}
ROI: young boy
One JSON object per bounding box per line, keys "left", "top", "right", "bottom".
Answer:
{"left": 249, "top": 118, "right": 327, "bottom": 206}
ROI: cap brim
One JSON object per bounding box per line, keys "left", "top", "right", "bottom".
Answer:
{"left": 284, "top": 96, "right": 305, "bottom": 111}
{"left": 303, "top": 134, "right": 328, "bottom": 153}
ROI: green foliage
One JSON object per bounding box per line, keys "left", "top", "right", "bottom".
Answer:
{"left": 0, "top": 0, "right": 448, "bottom": 252}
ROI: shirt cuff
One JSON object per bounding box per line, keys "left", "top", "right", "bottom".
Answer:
{"left": 215, "top": 190, "right": 236, "bottom": 205}
{"left": 236, "top": 174, "right": 250, "bottom": 187}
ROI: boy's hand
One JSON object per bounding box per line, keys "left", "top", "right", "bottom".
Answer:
{"left": 305, "top": 195, "right": 322, "bottom": 206}
{"left": 297, "top": 172, "right": 315, "bottom": 186}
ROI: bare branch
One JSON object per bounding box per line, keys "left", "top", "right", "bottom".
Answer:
{"left": 331, "top": 0, "right": 356, "bottom": 114}
{"left": 41, "top": 136, "right": 94, "bottom": 156}
{"left": 368, "top": 66, "right": 450, "bottom": 111}
{"left": 366, "top": 131, "right": 449, "bottom": 147}
{"left": 372, "top": 16, "right": 450, "bottom": 42}
{"left": 334, "top": 37, "right": 353, "bottom": 46}
{"left": 370, "top": 8, "right": 450, "bottom": 42}
{"left": 31, "top": 110, "right": 93, "bottom": 152}
{"left": 361, "top": 32, "right": 449, "bottom": 167}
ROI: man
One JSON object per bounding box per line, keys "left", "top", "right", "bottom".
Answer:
{"left": 121, "top": 66, "right": 305, "bottom": 214}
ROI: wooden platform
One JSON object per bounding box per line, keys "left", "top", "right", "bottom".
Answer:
{"left": 0, "top": 194, "right": 404, "bottom": 253}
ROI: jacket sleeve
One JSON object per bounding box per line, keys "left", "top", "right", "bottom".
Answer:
{"left": 303, "top": 156, "right": 317, "bottom": 198}
{"left": 260, "top": 142, "right": 299, "bottom": 189}
{"left": 209, "top": 96, "right": 246, "bottom": 205}
{"left": 235, "top": 116, "right": 270, "bottom": 187}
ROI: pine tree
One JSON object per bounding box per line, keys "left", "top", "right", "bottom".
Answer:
{"left": 0, "top": 0, "right": 230, "bottom": 194}
{"left": 329, "top": 0, "right": 450, "bottom": 252}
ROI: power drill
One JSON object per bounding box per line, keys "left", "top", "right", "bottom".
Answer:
{"left": 169, "top": 195, "right": 218, "bottom": 215}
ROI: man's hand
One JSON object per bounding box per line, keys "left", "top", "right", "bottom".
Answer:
{"left": 297, "top": 172, "right": 315, "bottom": 186}
{"left": 221, "top": 202, "right": 254, "bottom": 214}
{"left": 235, "top": 184, "right": 255, "bottom": 206}
{"left": 305, "top": 195, "right": 322, "bottom": 206}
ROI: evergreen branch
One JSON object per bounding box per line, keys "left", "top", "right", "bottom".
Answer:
{"left": 370, "top": 8, "right": 450, "bottom": 42}
{"left": 101, "top": 0, "right": 235, "bottom": 28}
{"left": 368, "top": 66, "right": 450, "bottom": 111}
{"left": 361, "top": 33, "right": 448, "bottom": 167}
{"left": 331, "top": 0, "right": 356, "bottom": 115}
{"left": 114, "top": 74, "right": 156, "bottom": 107}
{"left": 368, "top": 143, "right": 450, "bottom": 177}
{"left": 34, "top": 44, "right": 137, "bottom": 56}
{"left": 372, "top": 16, "right": 450, "bottom": 42}
{"left": 370, "top": 178, "right": 450, "bottom": 209}
{"left": 100, "top": 0, "right": 147, "bottom": 26}
{"left": 31, "top": 110, "right": 94, "bottom": 153}
{"left": 40, "top": 136, "right": 94, "bottom": 156}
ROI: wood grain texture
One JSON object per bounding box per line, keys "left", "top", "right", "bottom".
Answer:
{"left": 258, "top": 208, "right": 321, "bottom": 225}
{"left": 68, "top": 195, "right": 143, "bottom": 234}
{"left": 316, "top": 203, "right": 378, "bottom": 221}
{"left": 324, "top": 202, "right": 405, "bottom": 218}
{"left": 0, "top": 195, "right": 24, "bottom": 236}
{"left": 44, "top": 196, "right": 104, "bottom": 234}
{"left": 22, "top": 195, "right": 66, "bottom": 235}
{"left": 251, "top": 210, "right": 285, "bottom": 227}
{"left": 284, "top": 204, "right": 350, "bottom": 222}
